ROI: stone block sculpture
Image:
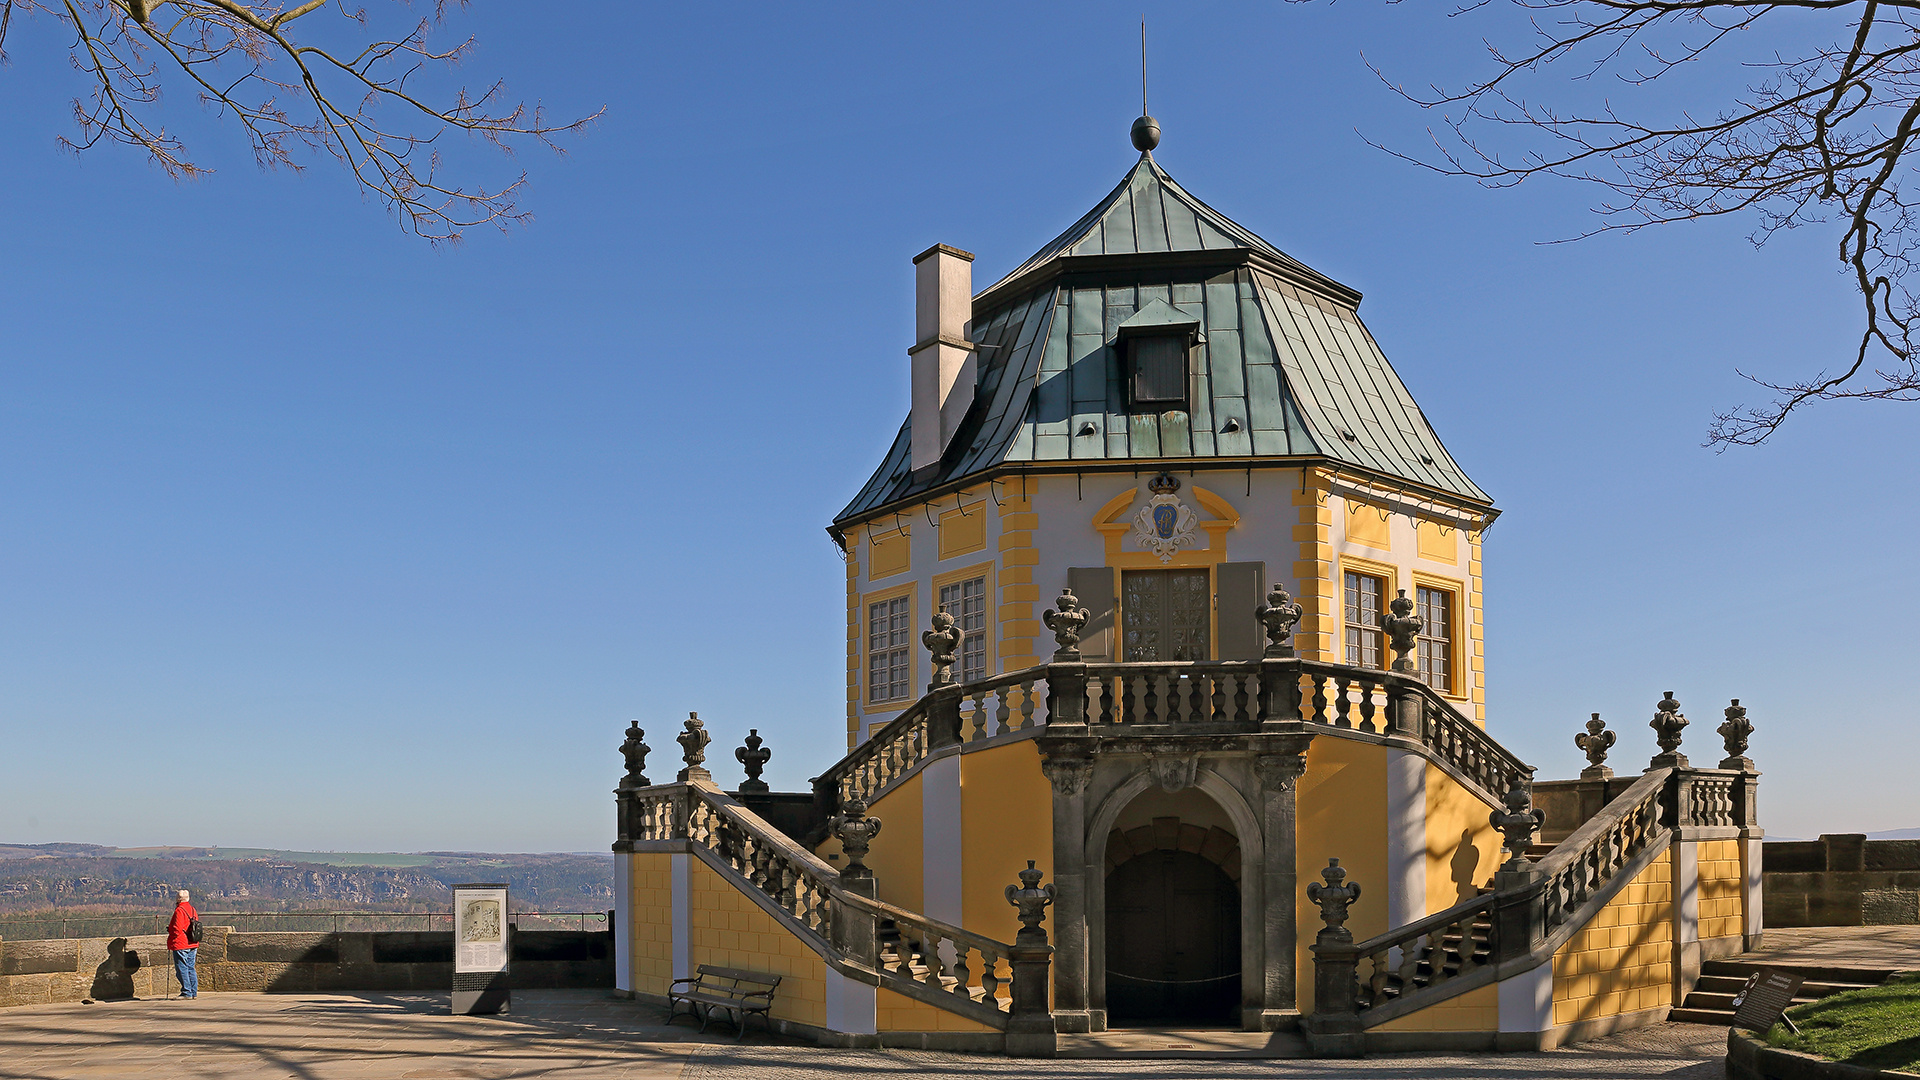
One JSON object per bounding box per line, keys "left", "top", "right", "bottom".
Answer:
{"left": 619, "top": 721, "right": 651, "bottom": 789}
{"left": 676, "top": 712, "right": 712, "bottom": 782}
{"left": 1042, "top": 587, "right": 1089, "bottom": 660}
{"left": 735, "top": 729, "right": 770, "bottom": 793}
{"left": 1256, "top": 583, "right": 1303, "bottom": 658}
{"left": 923, "top": 610, "right": 962, "bottom": 689}
{"left": 1575, "top": 714, "right": 1615, "bottom": 779}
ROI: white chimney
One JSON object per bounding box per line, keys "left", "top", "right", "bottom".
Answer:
{"left": 910, "top": 244, "right": 976, "bottom": 472}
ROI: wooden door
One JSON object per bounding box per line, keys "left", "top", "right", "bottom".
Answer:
{"left": 1104, "top": 850, "right": 1241, "bottom": 1025}
{"left": 1121, "top": 569, "right": 1210, "bottom": 662}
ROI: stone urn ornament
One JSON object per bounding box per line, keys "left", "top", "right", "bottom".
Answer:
{"left": 1649, "top": 691, "right": 1689, "bottom": 768}
{"left": 1306, "top": 858, "right": 1362, "bottom": 944}
{"left": 1491, "top": 785, "right": 1546, "bottom": 871}
{"left": 830, "top": 795, "right": 883, "bottom": 879}
{"left": 1004, "top": 861, "right": 1056, "bottom": 947}
{"left": 1575, "top": 714, "right": 1615, "bottom": 779}
{"left": 618, "top": 721, "right": 651, "bottom": 789}
{"left": 923, "top": 610, "right": 963, "bottom": 689}
{"left": 676, "top": 712, "right": 712, "bottom": 782}
{"left": 1256, "top": 583, "right": 1303, "bottom": 658}
{"left": 735, "top": 729, "right": 771, "bottom": 793}
{"left": 1718, "top": 699, "right": 1756, "bottom": 771}
{"left": 1383, "top": 590, "right": 1422, "bottom": 674}
{"left": 1042, "top": 587, "right": 1089, "bottom": 660}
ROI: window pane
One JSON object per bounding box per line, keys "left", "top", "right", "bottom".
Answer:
{"left": 1416, "top": 586, "right": 1453, "bottom": 693}
{"left": 1344, "top": 571, "right": 1384, "bottom": 669}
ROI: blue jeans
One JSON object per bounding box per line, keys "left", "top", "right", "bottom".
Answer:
{"left": 172, "top": 948, "right": 198, "bottom": 997}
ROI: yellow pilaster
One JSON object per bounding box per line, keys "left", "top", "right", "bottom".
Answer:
{"left": 1291, "top": 470, "right": 1334, "bottom": 662}
{"left": 997, "top": 491, "right": 1037, "bottom": 671}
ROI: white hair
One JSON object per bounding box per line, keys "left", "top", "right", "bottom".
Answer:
{"left": 178, "top": 890, "right": 190, "bottom": 901}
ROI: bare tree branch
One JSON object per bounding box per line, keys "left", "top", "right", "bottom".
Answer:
{"left": 1, "top": 0, "right": 601, "bottom": 244}
{"left": 1360, "top": 0, "right": 1920, "bottom": 445}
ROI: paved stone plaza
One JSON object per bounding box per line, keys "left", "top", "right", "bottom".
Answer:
{"left": 3, "top": 929, "right": 1912, "bottom": 1080}
{"left": 0, "top": 989, "right": 1727, "bottom": 1079}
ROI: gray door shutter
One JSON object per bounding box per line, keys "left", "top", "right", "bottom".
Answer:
{"left": 1067, "top": 567, "right": 1115, "bottom": 662}
{"left": 1216, "top": 561, "right": 1266, "bottom": 661}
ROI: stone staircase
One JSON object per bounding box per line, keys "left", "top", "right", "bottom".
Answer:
{"left": 1669, "top": 959, "right": 1897, "bottom": 1025}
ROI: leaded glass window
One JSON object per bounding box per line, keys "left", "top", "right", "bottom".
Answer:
{"left": 939, "top": 576, "right": 988, "bottom": 683}
{"left": 1344, "top": 571, "right": 1384, "bottom": 669}
{"left": 1416, "top": 585, "right": 1454, "bottom": 694}
{"left": 867, "top": 596, "right": 911, "bottom": 702}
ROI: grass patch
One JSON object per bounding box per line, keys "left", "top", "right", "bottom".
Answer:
{"left": 1766, "top": 973, "right": 1920, "bottom": 1074}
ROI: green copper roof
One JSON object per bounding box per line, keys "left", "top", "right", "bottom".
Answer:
{"left": 834, "top": 155, "right": 1489, "bottom": 527}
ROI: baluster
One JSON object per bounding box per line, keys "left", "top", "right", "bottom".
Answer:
{"left": 1122, "top": 673, "right": 1140, "bottom": 724}
{"left": 1310, "top": 674, "right": 1329, "bottom": 723}
{"left": 1358, "top": 678, "right": 1378, "bottom": 732}
{"left": 1334, "top": 676, "right": 1353, "bottom": 727}
{"left": 1210, "top": 674, "right": 1227, "bottom": 723}
{"left": 987, "top": 686, "right": 1007, "bottom": 736}
{"left": 1366, "top": 949, "right": 1389, "bottom": 1005}
{"left": 982, "top": 949, "right": 1003, "bottom": 1007}
{"left": 1187, "top": 673, "right": 1206, "bottom": 722}
{"left": 1397, "top": 935, "right": 1422, "bottom": 993}
{"left": 922, "top": 933, "right": 945, "bottom": 988}
{"left": 952, "top": 945, "right": 973, "bottom": 1000}
{"left": 1233, "top": 673, "right": 1251, "bottom": 724}
{"left": 1019, "top": 679, "right": 1037, "bottom": 730}
{"left": 1140, "top": 671, "right": 1159, "bottom": 723}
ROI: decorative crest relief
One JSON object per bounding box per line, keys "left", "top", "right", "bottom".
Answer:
{"left": 1131, "top": 472, "right": 1199, "bottom": 563}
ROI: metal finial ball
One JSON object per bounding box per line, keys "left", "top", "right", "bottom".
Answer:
{"left": 1131, "top": 115, "right": 1160, "bottom": 153}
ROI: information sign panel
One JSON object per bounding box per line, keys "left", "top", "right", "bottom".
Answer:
{"left": 1731, "top": 969, "right": 1804, "bottom": 1032}
{"left": 452, "top": 883, "right": 510, "bottom": 1015}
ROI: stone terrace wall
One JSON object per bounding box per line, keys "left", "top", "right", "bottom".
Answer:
{"left": 0, "top": 925, "right": 613, "bottom": 1007}
{"left": 1764, "top": 834, "right": 1920, "bottom": 927}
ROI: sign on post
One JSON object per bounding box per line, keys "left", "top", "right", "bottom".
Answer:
{"left": 1730, "top": 969, "right": 1804, "bottom": 1033}
{"left": 452, "top": 883, "right": 510, "bottom": 1015}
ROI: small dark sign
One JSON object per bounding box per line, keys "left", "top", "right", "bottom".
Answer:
{"left": 1731, "top": 969, "right": 1804, "bottom": 1032}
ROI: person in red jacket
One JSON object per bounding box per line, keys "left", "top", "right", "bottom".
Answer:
{"left": 166, "top": 890, "right": 199, "bottom": 999}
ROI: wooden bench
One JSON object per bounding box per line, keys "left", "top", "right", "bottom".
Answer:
{"left": 667, "top": 965, "right": 782, "bottom": 1039}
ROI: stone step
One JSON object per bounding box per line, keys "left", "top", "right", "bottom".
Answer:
{"left": 1701, "top": 959, "right": 1899, "bottom": 986}
{"left": 1668, "top": 1006, "right": 1737, "bottom": 1026}
{"left": 1682, "top": 991, "right": 1821, "bottom": 1012}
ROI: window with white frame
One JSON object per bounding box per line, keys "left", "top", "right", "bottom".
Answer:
{"left": 939, "top": 575, "right": 988, "bottom": 684}
{"left": 867, "top": 596, "right": 911, "bottom": 702}
{"left": 1416, "top": 585, "right": 1454, "bottom": 694}
{"left": 1344, "top": 570, "right": 1385, "bottom": 669}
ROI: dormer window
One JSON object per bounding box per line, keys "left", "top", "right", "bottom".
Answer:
{"left": 1116, "top": 298, "right": 1202, "bottom": 412}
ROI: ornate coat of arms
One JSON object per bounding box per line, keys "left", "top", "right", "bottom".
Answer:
{"left": 1131, "top": 473, "right": 1198, "bottom": 563}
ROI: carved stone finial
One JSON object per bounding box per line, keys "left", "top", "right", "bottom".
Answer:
{"left": 923, "top": 609, "right": 963, "bottom": 689}
{"left": 619, "top": 721, "right": 651, "bottom": 789}
{"left": 1004, "top": 860, "right": 1056, "bottom": 947}
{"left": 1256, "top": 583, "right": 1303, "bottom": 659}
{"left": 1490, "top": 785, "right": 1546, "bottom": 870}
{"left": 1649, "top": 690, "right": 1689, "bottom": 768}
{"left": 1575, "top": 713, "right": 1616, "bottom": 779}
{"left": 1383, "top": 589, "right": 1421, "bottom": 674}
{"left": 735, "top": 729, "right": 771, "bottom": 793}
{"left": 1718, "top": 699, "right": 1756, "bottom": 771}
{"left": 1042, "top": 587, "right": 1090, "bottom": 660}
{"left": 676, "top": 712, "right": 712, "bottom": 782}
{"left": 1306, "top": 858, "right": 1362, "bottom": 943}
{"left": 830, "top": 796, "right": 883, "bottom": 879}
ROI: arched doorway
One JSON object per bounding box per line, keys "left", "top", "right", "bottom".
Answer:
{"left": 1104, "top": 832, "right": 1242, "bottom": 1025}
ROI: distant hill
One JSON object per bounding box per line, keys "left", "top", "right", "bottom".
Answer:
{"left": 0, "top": 846, "right": 613, "bottom": 915}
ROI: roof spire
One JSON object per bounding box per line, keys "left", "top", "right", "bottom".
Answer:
{"left": 1131, "top": 18, "right": 1160, "bottom": 154}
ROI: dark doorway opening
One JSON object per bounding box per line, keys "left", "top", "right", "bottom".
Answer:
{"left": 1104, "top": 849, "right": 1241, "bottom": 1026}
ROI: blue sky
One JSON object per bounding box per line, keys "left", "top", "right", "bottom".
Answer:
{"left": 1, "top": 3, "right": 1908, "bottom": 851}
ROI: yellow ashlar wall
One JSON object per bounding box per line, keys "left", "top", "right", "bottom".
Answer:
{"left": 1698, "top": 839, "right": 1745, "bottom": 942}
{"left": 960, "top": 740, "right": 1053, "bottom": 945}
{"left": 877, "top": 986, "right": 998, "bottom": 1033}
{"left": 1370, "top": 981, "right": 1499, "bottom": 1032}
{"left": 688, "top": 859, "right": 829, "bottom": 1029}
{"left": 1425, "top": 763, "right": 1501, "bottom": 915}
{"left": 1550, "top": 855, "right": 1674, "bottom": 1026}
{"left": 845, "top": 770, "right": 927, "bottom": 916}
{"left": 1296, "top": 737, "right": 1389, "bottom": 1013}
{"left": 629, "top": 853, "right": 674, "bottom": 999}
